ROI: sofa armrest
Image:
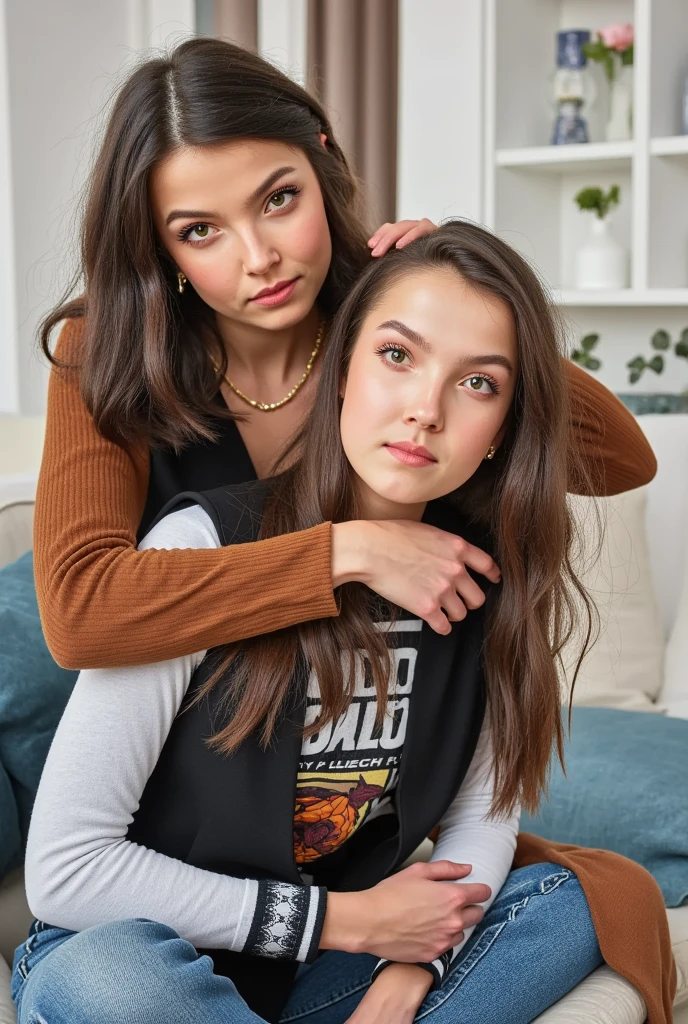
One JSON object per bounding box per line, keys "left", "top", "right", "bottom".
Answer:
{"left": 532, "top": 964, "right": 646, "bottom": 1022}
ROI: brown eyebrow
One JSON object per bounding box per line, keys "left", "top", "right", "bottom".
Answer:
{"left": 377, "top": 319, "right": 514, "bottom": 375}
{"left": 165, "top": 208, "right": 220, "bottom": 227}
{"left": 377, "top": 319, "right": 431, "bottom": 352}
{"left": 164, "top": 166, "right": 298, "bottom": 227}
{"left": 458, "top": 353, "right": 514, "bottom": 375}
{"left": 245, "top": 165, "right": 297, "bottom": 207}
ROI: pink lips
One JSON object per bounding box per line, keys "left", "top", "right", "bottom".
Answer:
{"left": 384, "top": 441, "right": 438, "bottom": 467}
{"left": 251, "top": 278, "right": 299, "bottom": 307}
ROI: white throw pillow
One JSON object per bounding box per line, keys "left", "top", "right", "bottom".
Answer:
{"left": 561, "top": 487, "right": 665, "bottom": 712}
{"left": 661, "top": 536, "right": 688, "bottom": 718}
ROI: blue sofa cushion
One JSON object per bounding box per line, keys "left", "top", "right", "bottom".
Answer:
{"left": 521, "top": 707, "right": 688, "bottom": 907}
{"left": 0, "top": 552, "right": 78, "bottom": 877}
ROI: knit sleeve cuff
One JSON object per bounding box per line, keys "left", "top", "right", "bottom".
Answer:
{"left": 244, "top": 881, "right": 327, "bottom": 963}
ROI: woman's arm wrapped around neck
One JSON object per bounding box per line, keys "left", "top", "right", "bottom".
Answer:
{"left": 33, "top": 318, "right": 337, "bottom": 669}
{"left": 33, "top": 321, "right": 655, "bottom": 671}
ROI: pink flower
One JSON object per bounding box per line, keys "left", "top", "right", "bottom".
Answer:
{"left": 599, "top": 23, "right": 634, "bottom": 52}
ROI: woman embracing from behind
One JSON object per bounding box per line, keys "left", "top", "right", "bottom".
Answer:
{"left": 35, "top": 37, "right": 655, "bottom": 674}
{"left": 16, "top": 223, "right": 608, "bottom": 1024}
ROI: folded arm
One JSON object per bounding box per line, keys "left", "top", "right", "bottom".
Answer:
{"left": 25, "top": 507, "right": 327, "bottom": 961}
{"left": 34, "top": 320, "right": 337, "bottom": 669}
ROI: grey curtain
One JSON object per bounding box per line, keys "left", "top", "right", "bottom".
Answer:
{"left": 307, "top": 0, "right": 398, "bottom": 226}
{"left": 214, "top": 0, "right": 258, "bottom": 51}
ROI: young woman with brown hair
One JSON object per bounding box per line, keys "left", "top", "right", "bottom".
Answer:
{"left": 34, "top": 37, "right": 655, "bottom": 675}
{"left": 17, "top": 222, "right": 608, "bottom": 1024}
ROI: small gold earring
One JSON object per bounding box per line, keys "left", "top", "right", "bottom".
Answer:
{"left": 177, "top": 271, "right": 187, "bottom": 294}
{"left": 485, "top": 445, "right": 496, "bottom": 461}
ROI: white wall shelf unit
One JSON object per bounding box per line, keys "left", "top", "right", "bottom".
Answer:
{"left": 651, "top": 135, "right": 688, "bottom": 156}
{"left": 496, "top": 140, "right": 634, "bottom": 173}
{"left": 484, "top": 0, "right": 688, "bottom": 311}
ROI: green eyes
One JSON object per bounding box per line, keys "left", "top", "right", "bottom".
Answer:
{"left": 178, "top": 186, "right": 301, "bottom": 245}
{"left": 266, "top": 187, "right": 300, "bottom": 212}
{"left": 377, "top": 346, "right": 500, "bottom": 396}
{"left": 179, "top": 223, "right": 212, "bottom": 243}
{"left": 388, "top": 348, "right": 407, "bottom": 364}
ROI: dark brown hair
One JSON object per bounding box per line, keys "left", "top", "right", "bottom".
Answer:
{"left": 198, "top": 221, "right": 594, "bottom": 818}
{"left": 40, "top": 37, "right": 370, "bottom": 449}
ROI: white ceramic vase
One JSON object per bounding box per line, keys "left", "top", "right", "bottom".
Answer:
{"left": 575, "top": 217, "right": 628, "bottom": 290}
{"left": 606, "top": 62, "right": 633, "bottom": 142}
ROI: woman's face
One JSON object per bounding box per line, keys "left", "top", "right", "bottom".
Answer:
{"left": 340, "top": 269, "right": 519, "bottom": 518}
{"left": 149, "top": 138, "right": 332, "bottom": 331}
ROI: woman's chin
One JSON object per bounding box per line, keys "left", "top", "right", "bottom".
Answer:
{"left": 365, "top": 481, "right": 435, "bottom": 510}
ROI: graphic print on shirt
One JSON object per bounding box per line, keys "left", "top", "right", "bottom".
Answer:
{"left": 294, "top": 618, "right": 421, "bottom": 863}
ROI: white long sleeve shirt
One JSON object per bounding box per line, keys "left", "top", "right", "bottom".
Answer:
{"left": 25, "top": 505, "right": 520, "bottom": 979}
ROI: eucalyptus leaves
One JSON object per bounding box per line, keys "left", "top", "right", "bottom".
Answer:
{"left": 627, "top": 328, "right": 688, "bottom": 384}
{"left": 571, "top": 326, "right": 688, "bottom": 384}
{"left": 571, "top": 333, "right": 602, "bottom": 371}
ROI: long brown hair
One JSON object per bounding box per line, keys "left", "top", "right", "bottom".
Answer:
{"left": 40, "top": 37, "right": 370, "bottom": 449}
{"left": 198, "top": 221, "right": 594, "bottom": 818}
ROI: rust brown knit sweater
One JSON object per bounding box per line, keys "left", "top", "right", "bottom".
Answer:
{"left": 34, "top": 317, "right": 657, "bottom": 670}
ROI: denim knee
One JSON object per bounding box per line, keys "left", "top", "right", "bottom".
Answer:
{"left": 17, "top": 918, "right": 202, "bottom": 1024}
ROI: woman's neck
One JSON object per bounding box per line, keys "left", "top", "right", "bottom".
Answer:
{"left": 354, "top": 476, "right": 427, "bottom": 524}
{"left": 216, "top": 306, "right": 321, "bottom": 385}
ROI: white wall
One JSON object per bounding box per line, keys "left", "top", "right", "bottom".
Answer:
{"left": 4, "top": 2, "right": 133, "bottom": 414}
{"left": 129, "top": 0, "right": 195, "bottom": 50}
{"left": 258, "top": 0, "right": 307, "bottom": 85}
{"left": 397, "top": 0, "right": 485, "bottom": 225}
{"left": 1, "top": 0, "right": 196, "bottom": 416}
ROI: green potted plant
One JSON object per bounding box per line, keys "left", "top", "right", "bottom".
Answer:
{"left": 574, "top": 185, "right": 628, "bottom": 290}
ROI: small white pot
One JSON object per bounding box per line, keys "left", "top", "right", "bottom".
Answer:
{"left": 575, "top": 217, "right": 629, "bottom": 290}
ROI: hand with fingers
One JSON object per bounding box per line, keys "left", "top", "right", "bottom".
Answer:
{"left": 332, "top": 519, "right": 501, "bottom": 634}
{"left": 321, "top": 860, "right": 491, "bottom": 962}
{"left": 329, "top": 861, "right": 491, "bottom": 1024}
{"left": 368, "top": 218, "right": 438, "bottom": 257}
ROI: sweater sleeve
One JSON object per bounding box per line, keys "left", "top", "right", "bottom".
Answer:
{"left": 33, "top": 319, "right": 338, "bottom": 670}
{"left": 34, "top": 321, "right": 654, "bottom": 671}
{"left": 371, "top": 716, "right": 520, "bottom": 989}
{"left": 24, "top": 504, "right": 327, "bottom": 962}
{"left": 565, "top": 359, "right": 656, "bottom": 495}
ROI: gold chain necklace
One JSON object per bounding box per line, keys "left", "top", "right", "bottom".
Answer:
{"left": 217, "top": 321, "right": 325, "bottom": 412}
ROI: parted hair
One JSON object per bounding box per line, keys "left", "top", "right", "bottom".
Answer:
{"left": 197, "top": 221, "right": 594, "bottom": 819}
{"left": 40, "top": 37, "right": 370, "bottom": 449}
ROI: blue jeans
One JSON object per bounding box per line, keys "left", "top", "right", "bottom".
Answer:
{"left": 12, "top": 862, "right": 603, "bottom": 1024}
